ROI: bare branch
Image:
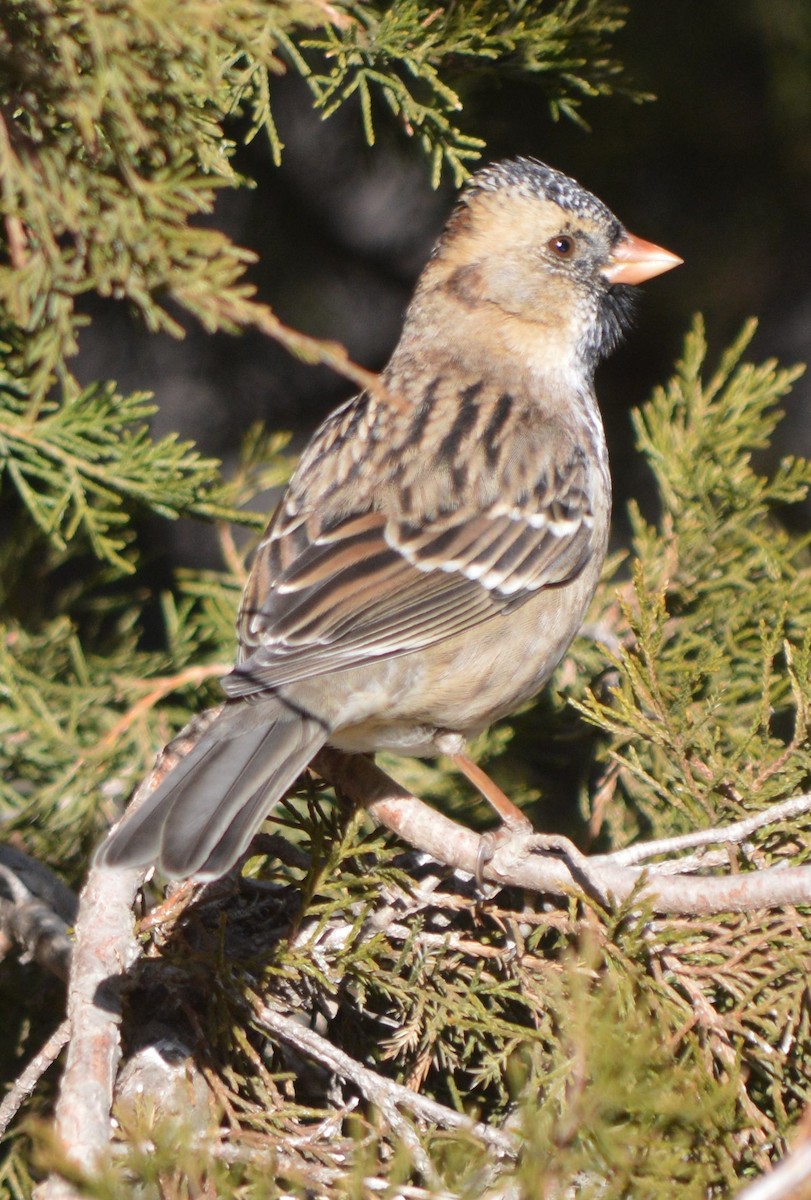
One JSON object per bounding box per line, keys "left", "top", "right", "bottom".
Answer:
{"left": 313, "top": 749, "right": 811, "bottom": 916}
{"left": 33, "top": 708, "right": 811, "bottom": 1196}
{"left": 735, "top": 1137, "right": 811, "bottom": 1200}
{"left": 0, "top": 1020, "right": 69, "bottom": 1138}
{"left": 254, "top": 1002, "right": 518, "bottom": 1159}
{"left": 603, "top": 793, "right": 811, "bottom": 867}
{"left": 35, "top": 715, "right": 221, "bottom": 1199}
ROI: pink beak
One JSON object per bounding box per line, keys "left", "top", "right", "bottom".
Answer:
{"left": 602, "top": 232, "right": 683, "bottom": 286}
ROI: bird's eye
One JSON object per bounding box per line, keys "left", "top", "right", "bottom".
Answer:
{"left": 548, "top": 235, "right": 575, "bottom": 258}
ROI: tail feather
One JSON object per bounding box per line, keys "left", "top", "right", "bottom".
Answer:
{"left": 96, "top": 699, "right": 329, "bottom": 879}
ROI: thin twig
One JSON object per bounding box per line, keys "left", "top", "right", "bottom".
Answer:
{"left": 629, "top": 849, "right": 730, "bottom": 876}
{"left": 97, "top": 664, "right": 230, "bottom": 754}
{"left": 216, "top": 520, "right": 250, "bottom": 583}
{"left": 525, "top": 832, "right": 613, "bottom": 909}
{"left": 0, "top": 1020, "right": 70, "bottom": 1137}
{"left": 180, "top": 288, "right": 416, "bottom": 415}
{"left": 4, "top": 213, "right": 28, "bottom": 269}
{"left": 602, "top": 793, "right": 811, "bottom": 866}
{"left": 211, "top": 1140, "right": 462, "bottom": 1199}
{"left": 255, "top": 1002, "right": 518, "bottom": 1158}
{"left": 177, "top": 289, "right": 388, "bottom": 403}
{"left": 258, "top": 1006, "right": 442, "bottom": 1184}
{"left": 659, "top": 950, "right": 776, "bottom": 1143}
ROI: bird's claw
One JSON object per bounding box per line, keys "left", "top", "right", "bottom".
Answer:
{"left": 475, "top": 814, "right": 535, "bottom": 887}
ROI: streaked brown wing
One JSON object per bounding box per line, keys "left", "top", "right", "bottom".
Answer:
{"left": 223, "top": 451, "right": 595, "bottom": 697}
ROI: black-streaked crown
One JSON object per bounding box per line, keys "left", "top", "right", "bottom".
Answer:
{"left": 462, "top": 157, "right": 624, "bottom": 243}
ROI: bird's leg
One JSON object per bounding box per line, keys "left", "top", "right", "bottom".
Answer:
{"left": 450, "top": 753, "right": 533, "bottom": 832}
{"left": 450, "top": 753, "right": 534, "bottom": 883}
{"left": 450, "top": 756, "right": 612, "bottom": 905}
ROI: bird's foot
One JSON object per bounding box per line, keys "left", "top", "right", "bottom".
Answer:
{"left": 475, "top": 826, "right": 612, "bottom": 909}
{"left": 475, "top": 812, "right": 534, "bottom": 886}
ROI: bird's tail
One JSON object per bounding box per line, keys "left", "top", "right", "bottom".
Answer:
{"left": 96, "top": 698, "right": 329, "bottom": 879}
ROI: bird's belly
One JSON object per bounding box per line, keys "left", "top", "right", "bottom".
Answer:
{"left": 318, "top": 574, "right": 596, "bottom": 757}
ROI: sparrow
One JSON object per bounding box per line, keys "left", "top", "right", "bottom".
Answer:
{"left": 97, "top": 158, "right": 681, "bottom": 880}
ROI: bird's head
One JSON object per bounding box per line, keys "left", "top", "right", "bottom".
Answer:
{"left": 426, "top": 158, "right": 682, "bottom": 373}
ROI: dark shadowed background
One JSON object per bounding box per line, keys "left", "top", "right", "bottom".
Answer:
{"left": 75, "top": 0, "right": 811, "bottom": 567}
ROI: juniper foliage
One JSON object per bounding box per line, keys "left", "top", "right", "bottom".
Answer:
{"left": 1, "top": 1, "right": 810, "bottom": 1197}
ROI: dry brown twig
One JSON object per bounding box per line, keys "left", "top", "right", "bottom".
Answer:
{"left": 97, "top": 664, "right": 230, "bottom": 755}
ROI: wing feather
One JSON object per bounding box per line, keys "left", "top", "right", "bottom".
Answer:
{"left": 225, "top": 385, "right": 601, "bottom": 698}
